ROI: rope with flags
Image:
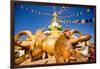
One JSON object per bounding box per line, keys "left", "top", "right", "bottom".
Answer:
{"left": 20, "top": 5, "right": 95, "bottom": 26}
{"left": 21, "top": 5, "right": 52, "bottom": 16}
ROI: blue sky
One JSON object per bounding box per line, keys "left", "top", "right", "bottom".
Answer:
{"left": 14, "top": 3, "right": 95, "bottom": 42}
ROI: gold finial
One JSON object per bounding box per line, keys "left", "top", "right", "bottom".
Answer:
{"left": 53, "top": 12, "right": 58, "bottom": 17}
{"left": 52, "top": 12, "right": 58, "bottom": 23}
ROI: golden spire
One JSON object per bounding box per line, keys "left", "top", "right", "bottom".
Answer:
{"left": 48, "top": 11, "right": 62, "bottom": 31}
{"left": 51, "top": 12, "right": 58, "bottom": 23}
